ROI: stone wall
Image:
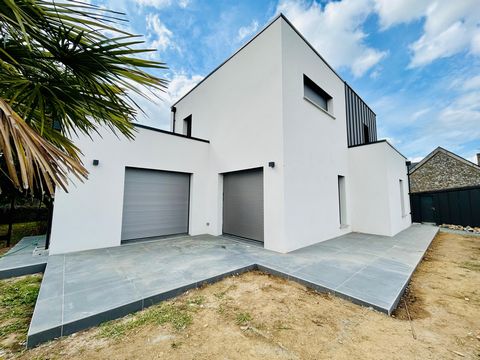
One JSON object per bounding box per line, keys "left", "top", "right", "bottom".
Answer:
{"left": 410, "top": 151, "right": 480, "bottom": 193}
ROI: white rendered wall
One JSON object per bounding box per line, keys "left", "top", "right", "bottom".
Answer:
{"left": 280, "top": 19, "right": 352, "bottom": 252}
{"left": 49, "top": 127, "right": 209, "bottom": 255}
{"left": 173, "top": 20, "right": 286, "bottom": 252}
{"left": 348, "top": 141, "right": 411, "bottom": 236}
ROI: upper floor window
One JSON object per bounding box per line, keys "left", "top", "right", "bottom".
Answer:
{"left": 303, "top": 74, "right": 332, "bottom": 113}
{"left": 183, "top": 115, "right": 192, "bottom": 137}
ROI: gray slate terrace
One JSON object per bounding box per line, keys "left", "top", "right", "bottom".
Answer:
{"left": 25, "top": 224, "right": 438, "bottom": 347}
{"left": 0, "top": 235, "right": 47, "bottom": 279}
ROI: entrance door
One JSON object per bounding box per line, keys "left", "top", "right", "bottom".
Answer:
{"left": 420, "top": 195, "right": 435, "bottom": 223}
{"left": 223, "top": 168, "right": 264, "bottom": 242}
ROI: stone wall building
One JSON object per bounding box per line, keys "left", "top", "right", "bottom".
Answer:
{"left": 409, "top": 147, "right": 480, "bottom": 193}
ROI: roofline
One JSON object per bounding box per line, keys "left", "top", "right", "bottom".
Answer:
{"left": 409, "top": 146, "right": 480, "bottom": 175}
{"left": 133, "top": 123, "right": 210, "bottom": 143}
{"left": 172, "top": 13, "right": 368, "bottom": 109}
{"left": 348, "top": 139, "right": 407, "bottom": 160}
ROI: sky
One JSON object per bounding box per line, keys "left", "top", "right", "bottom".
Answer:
{"left": 94, "top": 0, "right": 480, "bottom": 163}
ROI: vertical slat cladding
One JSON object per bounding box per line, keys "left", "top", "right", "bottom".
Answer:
{"left": 356, "top": 94, "right": 361, "bottom": 144}
{"left": 344, "top": 83, "right": 377, "bottom": 146}
{"left": 345, "top": 86, "right": 351, "bottom": 145}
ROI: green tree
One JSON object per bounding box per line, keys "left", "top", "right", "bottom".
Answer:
{"left": 0, "top": 0, "right": 168, "bottom": 196}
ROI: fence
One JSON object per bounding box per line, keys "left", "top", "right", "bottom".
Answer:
{"left": 410, "top": 185, "right": 480, "bottom": 227}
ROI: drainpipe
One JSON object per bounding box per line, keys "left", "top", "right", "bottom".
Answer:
{"left": 406, "top": 161, "right": 413, "bottom": 219}
{"left": 171, "top": 106, "right": 177, "bottom": 133}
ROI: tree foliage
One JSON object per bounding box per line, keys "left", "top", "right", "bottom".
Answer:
{"left": 0, "top": 0, "right": 168, "bottom": 196}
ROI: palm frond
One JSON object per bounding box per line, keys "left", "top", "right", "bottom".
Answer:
{"left": 0, "top": 0, "right": 168, "bottom": 194}
{"left": 0, "top": 98, "right": 88, "bottom": 195}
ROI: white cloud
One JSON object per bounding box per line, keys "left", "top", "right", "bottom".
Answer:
{"left": 463, "top": 75, "right": 480, "bottom": 91}
{"left": 411, "top": 107, "right": 431, "bottom": 121}
{"left": 409, "top": 156, "right": 424, "bottom": 163}
{"left": 146, "top": 13, "right": 173, "bottom": 52}
{"left": 373, "top": 0, "right": 480, "bottom": 68}
{"left": 167, "top": 73, "right": 204, "bottom": 103}
{"left": 374, "top": 0, "right": 430, "bottom": 29}
{"left": 276, "top": 0, "right": 387, "bottom": 77}
{"left": 236, "top": 20, "right": 259, "bottom": 42}
{"left": 178, "top": 0, "right": 190, "bottom": 8}
{"left": 133, "top": 0, "right": 190, "bottom": 9}
{"left": 135, "top": 0, "right": 172, "bottom": 9}
{"left": 131, "top": 72, "right": 203, "bottom": 129}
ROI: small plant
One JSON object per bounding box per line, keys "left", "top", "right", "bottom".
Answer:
{"left": 460, "top": 261, "right": 480, "bottom": 272}
{"left": 98, "top": 302, "right": 192, "bottom": 340}
{"left": 214, "top": 290, "right": 227, "bottom": 299}
{"left": 187, "top": 296, "right": 205, "bottom": 306}
{"left": 235, "top": 312, "right": 252, "bottom": 325}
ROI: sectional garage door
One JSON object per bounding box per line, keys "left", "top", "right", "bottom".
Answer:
{"left": 121, "top": 168, "right": 190, "bottom": 241}
{"left": 223, "top": 168, "right": 264, "bottom": 242}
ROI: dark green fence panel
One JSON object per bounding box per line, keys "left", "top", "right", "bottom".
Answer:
{"left": 410, "top": 186, "right": 480, "bottom": 227}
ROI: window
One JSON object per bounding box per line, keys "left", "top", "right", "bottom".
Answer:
{"left": 338, "top": 176, "right": 347, "bottom": 226}
{"left": 363, "top": 124, "right": 370, "bottom": 144}
{"left": 303, "top": 75, "right": 332, "bottom": 112}
{"left": 399, "top": 179, "right": 406, "bottom": 216}
{"left": 183, "top": 115, "right": 192, "bottom": 137}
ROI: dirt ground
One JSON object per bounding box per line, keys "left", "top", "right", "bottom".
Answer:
{"left": 4, "top": 231, "right": 480, "bottom": 359}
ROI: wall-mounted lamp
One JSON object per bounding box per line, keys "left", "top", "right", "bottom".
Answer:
{"left": 92, "top": 159, "right": 99, "bottom": 166}
{"left": 268, "top": 161, "right": 275, "bottom": 168}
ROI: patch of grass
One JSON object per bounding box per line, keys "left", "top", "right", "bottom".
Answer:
{"left": 235, "top": 312, "right": 252, "bottom": 325}
{"left": 187, "top": 295, "right": 205, "bottom": 306}
{"left": 0, "top": 221, "right": 47, "bottom": 250}
{"left": 0, "top": 275, "right": 42, "bottom": 348}
{"left": 98, "top": 302, "right": 193, "bottom": 340}
{"left": 460, "top": 261, "right": 480, "bottom": 272}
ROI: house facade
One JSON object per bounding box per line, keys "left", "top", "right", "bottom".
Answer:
{"left": 409, "top": 147, "right": 480, "bottom": 226}
{"left": 48, "top": 15, "right": 411, "bottom": 255}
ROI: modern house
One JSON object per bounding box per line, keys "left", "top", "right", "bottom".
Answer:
{"left": 48, "top": 14, "right": 411, "bottom": 255}
{"left": 409, "top": 147, "right": 480, "bottom": 227}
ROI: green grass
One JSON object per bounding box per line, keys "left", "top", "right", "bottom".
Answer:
{"left": 0, "top": 221, "right": 47, "bottom": 250}
{"left": 460, "top": 261, "right": 480, "bottom": 272}
{"left": 235, "top": 312, "right": 252, "bottom": 325}
{"left": 187, "top": 295, "right": 205, "bottom": 306}
{"left": 98, "top": 302, "right": 193, "bottom": 340}
{"left": 0, "top": 275, "right": 42, "bottom": 346}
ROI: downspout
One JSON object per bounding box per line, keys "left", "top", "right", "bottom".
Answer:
{"left": 171, "top": 106, "right": 177, "bottom": 132}
{"left": 406, "top": 161, "right": 413, "bottom": 219}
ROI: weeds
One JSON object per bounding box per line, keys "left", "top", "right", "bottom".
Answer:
{"left": 98, "top": 302, "right": 193, "bottom": 340}
{"left": 460, "top": 261, "right": 480, "bottom": 272}
{"left": 187, "top": 295, "right": 205, "bottom": 306}
{"left": 235, "top": 312, "right": 252, "bottom": 325}
{"left": 0, "top": 275, "right": 42, "bottom": 350}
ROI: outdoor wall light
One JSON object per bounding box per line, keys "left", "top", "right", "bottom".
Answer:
{"left": 92, "top": 159, "right": 99, "bottom": 166}
{"left": 268, "top": 161, "right": 275, "bottom": 168}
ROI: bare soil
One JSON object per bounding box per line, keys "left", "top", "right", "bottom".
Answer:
{"left": 5, "top": 231, "right": 480, "bottom": 359}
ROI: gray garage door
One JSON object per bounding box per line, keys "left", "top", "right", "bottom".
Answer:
{"left": 223, "top": 168, "right": 264, "bottom": 242}
{"left": 121, "top": 168, "right": 190, "bottom": 241}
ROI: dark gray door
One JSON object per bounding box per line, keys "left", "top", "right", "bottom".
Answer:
{"left": 223, "top": 168, "right": 264, "bottom": 242}
{"left": 420, "top": 195, "right": 435, "bottom": 223}
{"left": 121, "top": 168, "right": 190, "bottom": 241}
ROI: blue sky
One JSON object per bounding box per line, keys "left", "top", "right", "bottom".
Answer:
{"left": 95, "top": 0, "right": 480, "bottom": 162}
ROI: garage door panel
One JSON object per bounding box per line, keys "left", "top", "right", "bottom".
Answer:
{"left": 223, "top": 169, "right": 264, "bottom": 242}
{"left": 121, "top": 168, "right": 190, "bottom": 241}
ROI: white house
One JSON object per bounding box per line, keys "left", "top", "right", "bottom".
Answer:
{"left": 48, "top": 15, "right": 411, "bottom": 255}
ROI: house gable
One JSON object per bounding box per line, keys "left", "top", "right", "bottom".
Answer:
{"left": 409, "top": 147, "right": 480, "bottom": 193}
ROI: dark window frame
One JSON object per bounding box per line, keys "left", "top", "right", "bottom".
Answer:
{"left": 183, "top": 115, "right": 192, "bottom": 137}
{"left": 303, "top": 74, "right": 332, "bottom": 112}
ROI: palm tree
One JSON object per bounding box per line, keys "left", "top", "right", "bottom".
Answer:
{"left": 0, "top": 0, "right": 168, "bottom": 196}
